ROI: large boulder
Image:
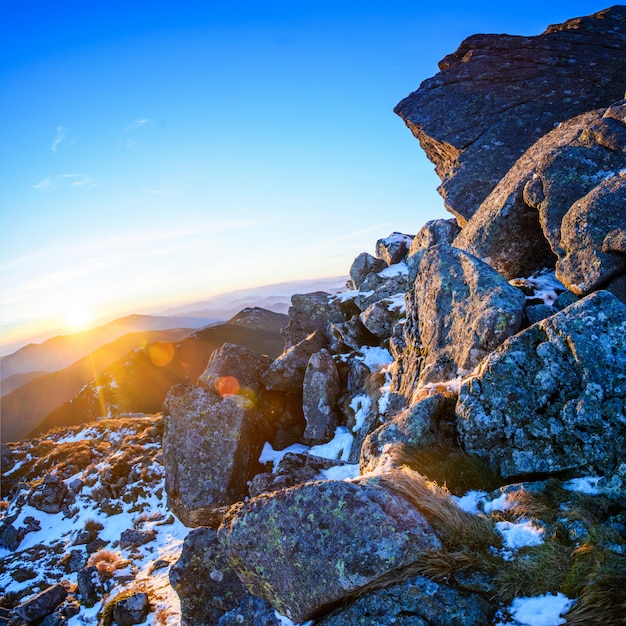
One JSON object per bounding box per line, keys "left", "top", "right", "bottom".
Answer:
{"left": 162, "top": 383, "right": 271, "bottom": 527}
{"left": 394, "top": 6, "right": 626, "bottom": 221}
{"left": 455, "top": 101, "right": 626, "bottom": 283}
{"left": 457, "top": 290, "right": 626, "bottom": 478}
{"left": 348, "top": 252, "right": 387, "bottom": 290}
{"left": 218, "top": 476, "right": 441, "bottom": 622}
{"left": 412, "top": 245, "right": 526, "bottom": 386}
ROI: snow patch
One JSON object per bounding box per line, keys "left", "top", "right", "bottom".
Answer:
{"left": 496, "top": 519, "right": 544, "bottom": 551}
{"left": 563, "top": 476, "right": 602, "bottom": 495}
{"left": 497, "top": 593, "right": 576, "bottom": 626}
{"left": 378, "top": 261, "right": 409, "bottom": 278}
{"left": 309, "top": 426, "right": 354, "bottom": 462}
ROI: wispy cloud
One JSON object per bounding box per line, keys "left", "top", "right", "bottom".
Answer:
{"left": 51, "top": 126, "right": 67, "bottom": 153}
{"left": 122, "top": 118, "right": 157, "bottom": 150}
{"left": 32, "top": 174, "right": 97, "bottom": 191}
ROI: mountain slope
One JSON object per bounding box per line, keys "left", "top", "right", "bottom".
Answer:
{"left": 30, "top": 308, "right": 287, "bottom": 439}
{"left": 0, "top": 328, "right": 196, "bottom": 443}
{"left": 0, "top": 314, "right": 215, "bottom": 380}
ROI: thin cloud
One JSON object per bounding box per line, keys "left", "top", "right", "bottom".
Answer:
{"left": 32, "top": 174, "right": 97, "bottom": 191}
{"left": 51, "top": 126, "right": 67, "bottom": 153}
{"left": 32, "top": 177, "right": 57, "bottom": 191}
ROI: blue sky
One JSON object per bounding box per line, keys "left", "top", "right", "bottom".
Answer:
{"left": 0, "top": 1, "right": 612, "bottom": 351}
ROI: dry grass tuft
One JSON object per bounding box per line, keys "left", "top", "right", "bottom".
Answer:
{"left": 380, "top": 443, "right": 502, "bottom": 495}
{"left": 87, "top": 549, "right": 129, "bottom": 580}
{"left": 564, "top": 549, "right": 626, "bottom": 625}
{"left": 375, "top": 466, "right": 500, "bottom": 551}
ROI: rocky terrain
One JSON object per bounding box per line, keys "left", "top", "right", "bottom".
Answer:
{"left": 2, "top": 6, "right": 626, "bottom": 626}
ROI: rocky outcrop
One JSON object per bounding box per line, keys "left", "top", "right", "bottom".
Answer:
{"left": 395, "top": 6, "right": 626, "bottom": 222}
{"left": 302, "top": 348, "right": 342, "bottom": 444}
{"left": 455, "top": 101, "right": 626, "bottom": 285}
{"left": 457, "top": 290, "right": 626, "bottom": 478}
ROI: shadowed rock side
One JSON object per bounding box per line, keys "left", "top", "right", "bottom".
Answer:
{"left": 395, "top": 5, "right": 626, "bottom": 221}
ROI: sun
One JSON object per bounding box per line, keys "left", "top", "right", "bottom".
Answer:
{"left": 64, "top": 304, "right": 92, "bottom": 331}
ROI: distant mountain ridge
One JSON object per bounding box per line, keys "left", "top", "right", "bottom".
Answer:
{"left": 0, "top": 327, "right": 195, "bottom": 443}
{"left": 28, "top": 308, "right": 287, "bottom": 441}
{"left": 0, "top": 314, "right": 214, "bottom": 381}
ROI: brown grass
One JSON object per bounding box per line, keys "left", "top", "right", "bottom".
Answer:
{"left": 375, "top": 466, "right": 500, "bottom": 551}
{"left": 87, "top": 549, "right": 130, "bottom": 580}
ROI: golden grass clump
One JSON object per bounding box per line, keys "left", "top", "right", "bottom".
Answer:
{"left": 87, "top": 549, "right": 130, "bottom": 580}
{"left": 375, "top": 466, "right": 500, "bottom": 551}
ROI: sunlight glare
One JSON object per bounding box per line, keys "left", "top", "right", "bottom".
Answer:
{"left": 64, "top": 304, "right": 92, "bottom": 331}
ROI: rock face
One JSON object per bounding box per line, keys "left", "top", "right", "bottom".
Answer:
{"left": 395, "top": 6, "right": 626, "bottom": 221}
{"left": 412, "top": 244, "right": 526, "bottom": 385}
{"left": 218, "top": 477, "right": 441, "bottom": 622}
{"left": 316, "top": 575, "right": 493, "bottom": 626}
{"left": 457, "top": 291, "right": 626, "bottom": 478}
{"left": 455, "top": 102, "right": 626, "bottom": 284}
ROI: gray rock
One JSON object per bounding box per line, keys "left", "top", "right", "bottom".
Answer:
{"left": 302, "top": 349, "right": 342, "bottom": 445}
{"left": 14, "top": 582, "right": 69, "bottom": 622}
{"left": 112, "top": 592, "right": 150, "bottom": 626}
{"left": 163, "top": 383, "right": 271, "bottom": 527}
{"left": 218, "top": 477, "right": 442, "bottom": 622}
{"left": 217, "top": 595, "right": 282, "bottom": 626}
{"left": 354, "top": 272, "right": 412, "bottom": 312}
{"left": 316, "top": 575, "right": 494, "bottom": 626}
{"left": 330, "top": 317, "right": 379, "bottom": 351}
{"left": 394, "top": 7, "right": 626, "bottom": 221}
{"left": 361, "top": 394, "right": 457, "bottom": 474}
{"left": 375, "top": 232, "right": 414, "bottom": 265}
{"left": 413, "top": 245, "right": 526, "bottom": 385}
{"left": 407, "top": 218, "right": 462, "bottom": 279}
{"left": 77, "top": 566, "right": 101, "bottom": 608}
{"left": 455, "top": 102, "right": 626, "bottom": 283}
{"left": 349, "top": 252, "right": 387, "bottom": 290}
{"left": 262, "top": 331, "right": 328, "bottom": 393}
{"left": 198, "top": 342, "right": 272, "bottom": 397}
{"left": 281, "top": 292, "right": 346, "bottom": 347}
{"left": 457, "top": 290, "right": 626, "bottom": 478}
{"left": 525, "top": 304, "right": 558, "bottom": 325}
{"left": 170, "top": 527, "right": 250, "bottom": 626}
{"left": 558, "top": 170, "right": 626, "bottom": 295}
{"left": 119, "top": 528, "right": 156, "bottom": 548}
{"left": 360, "top": 295, "right": 405, "bottom": 340}
{"left": 0, "top": 521, "right": 23, "bottom": 551}
{"left": 28, "top": 474, "right": 69, "bottom": 514}
{"left": 250, "top": 452, "right": 348, "bottom": 497}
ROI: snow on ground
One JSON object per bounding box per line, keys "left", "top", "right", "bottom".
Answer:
{"left": 496, "top": 592, "right": 576, "bottom": 626}
{"left": 563, "top": 475, "right": 602, "bottom": 495}
{"left": 453, "top": 489, "right": 517, "bottom": 515}
{"left": 0, "top": 416, "right": 188, "bottom": 624}
{"left": 378, "top": 261, "right": 409, "bottom": 278}
{"left": 495, "top": 519, "right": 544, "bottom": 551}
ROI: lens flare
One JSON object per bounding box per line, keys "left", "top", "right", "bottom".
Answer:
{"left": 149, "top": 342, "right": 175, "bottom": 367}
{"left": 214, "top": 376, "right": 240, "bottom": 397}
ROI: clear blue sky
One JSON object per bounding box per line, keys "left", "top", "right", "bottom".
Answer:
{"left": 0, "top": 1, "right": 612, "bottom": 351}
